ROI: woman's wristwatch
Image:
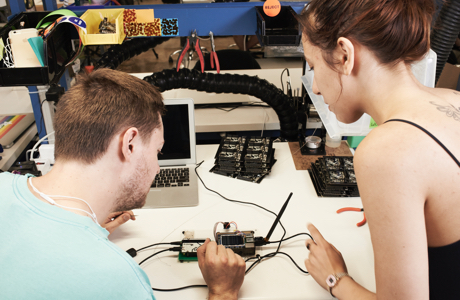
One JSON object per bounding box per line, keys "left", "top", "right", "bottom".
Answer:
{"left": 325, "top": 273, "right": 353, "bottom": 298}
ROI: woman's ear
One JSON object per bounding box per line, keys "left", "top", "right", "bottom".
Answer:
{"left": 336, "top": 37, "right": 355, "bottom": 76}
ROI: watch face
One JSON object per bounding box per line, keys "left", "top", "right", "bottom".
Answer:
{"left": 326, "top": 274, "right": 337, "bottom": 287}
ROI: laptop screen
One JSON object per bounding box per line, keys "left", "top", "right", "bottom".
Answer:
{"left": 161, "top": 103, "right": 191, "bottom": 160}
{"left": 158, "top": 98, "right": 196, "bottom": 166}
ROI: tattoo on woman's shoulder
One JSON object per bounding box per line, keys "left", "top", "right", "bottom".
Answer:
{"left": 429, "top": 101, "right": 460, "bottom": 121}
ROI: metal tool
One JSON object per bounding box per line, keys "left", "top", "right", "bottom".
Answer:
{"left": 176, "top": 30, "right": 205, "bottom": 72}
{"left": 209, "top": 31, "right": 220, "bottom": 73}
{"left": 337, "top": 207, "right": 366, "bottom": 227}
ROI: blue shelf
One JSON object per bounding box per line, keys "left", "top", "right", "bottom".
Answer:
{"left": 10, "top": 1, "right": 306, "bottom": 36}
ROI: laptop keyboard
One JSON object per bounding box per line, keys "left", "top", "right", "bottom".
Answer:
{"left": 151, "top": 168, "right": 190, "bottom": 188}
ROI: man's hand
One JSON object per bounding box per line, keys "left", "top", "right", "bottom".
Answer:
{"left": 197, "top": 239, "right": 246, "bottom": 300}
{"left": 305, "top": 223, "right": 348, "bottom": 291}
{"left": 101, "top": 211, "right": 136, "bottom": 234}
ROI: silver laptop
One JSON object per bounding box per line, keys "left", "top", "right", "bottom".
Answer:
{"left": 143, "top": 98, "right": 199, "bottom": 209}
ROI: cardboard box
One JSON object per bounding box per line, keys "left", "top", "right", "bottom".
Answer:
{"left": 436, "top": 63, "right": 460, "bottom": 90}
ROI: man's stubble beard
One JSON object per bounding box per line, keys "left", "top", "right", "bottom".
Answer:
{"left": 112, "top": 156, "right": 153, "bottom": 212}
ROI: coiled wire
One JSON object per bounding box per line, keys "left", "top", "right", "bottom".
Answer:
{"left": 143, "top": 68, "right": 298, "bottom": 141}
{"left": 95, "top": 37, "right": 170, "bottom": 70}
{"left": 94, "top": 37, "right": 298, "bottom": 140}
{"left": 431, "top": 0, "right": 460, "bottom": 83}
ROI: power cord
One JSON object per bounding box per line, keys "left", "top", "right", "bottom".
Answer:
{"left": 37, "top": 98, "right": 47, "bottom": 138}
{"left": 195, "top": 103, "right": 271, "bottom": 110}
{"left": 280, "top": 68, "right": 290, "bottom": 93}
{"left": 152, "top": 285, "right": 207, "bottom": 292}
{"left": 137, "top": 241, "right": 181, "bottom": 253}
{"left": 140, "top": 233, "right": 311, "bottom": 293}
{"left": 194, "top": 161, "right": 314, "bottom": 274}
{"left": 139, "top": 247, "right": 181, "bottom": 265}
{"left": 194, "top": 160, "right": 286, "bottom": 253}
{"left": 267, "top": 232, "right": 313, "bottom": 244}
{"left": 245, "top": 251, "right": 308, "bottom": 275}
{"left": 132, "top": 244, "right": 209, "bottom": 292}
{"left": 126, "top": 241, "right": 182, "bottom": 258}
{"left": 134, "top": 165, "right": 313, "bottom": 292}
{"left": 27, "top": 131, "right": 55, "bottom": 161}
{"left": 245, "top": 233, "right": 313, "bottom": 274}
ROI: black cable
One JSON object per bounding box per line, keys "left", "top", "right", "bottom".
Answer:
{"left": 218, "top": 104, "right": 271, "bottom": 111}
{"left": 152, "top": 284, "right": 207, "bottom": 292}
{"left": 245, "top": 251, "right": 309, "bottom": 275}
{"left": 144, "top": 68, "right": 298, "bottom": 141}
{"left": 127, "top": 241, "right": 182, "bottom": 258}
{"left": 280, "top": 68, "right": 290, "bottom": 93}
{"left": 194, "top": 161, "right": 283, "bottom": 219}
{"left": 217, "top": 106, "right": 240, "bottom": 112}
{"left": 37, "top": 99, "right": 47, "bottom": 139}
{"left": 245, "top": 254, "right": 262, "bottom": 274}
{"left": 142, "top": 233, "right": 310, "bottom": 292}
{"left": 194, "top": 161, "right": 286, "bottom": 254}
{"left": 194, "top": 161, "right": 286, "bottom": 236}
{"left": 196, "top": 103, "right": 271, "bottom": 112}
{"left": 95, "top": 37, "right": 170, "bottom": 70}
{"left": 137, "top": 242, "right": 180, "bottom": 252}
{"left": 276, "top": 226, "right": 286, "bottom": 253}
{"left": 267, "top": 232, "right": 314, "bottom": 244}
{"left": 195, "top": 103, "right": 271, "bottom": 109}
{"left": 149, "top": 250, "right": 307, "bottom": 292}
{"left": 245, "top": 103, "right": 271, "bottom": 108}
{"left": 431, "top": 0, "right": 460, "bottom": 83}
{"left": 139, "top": 247, "right": 179, "bottom": 265}
{"left": 136, "top": 164, "right": 310, "bottom": 292}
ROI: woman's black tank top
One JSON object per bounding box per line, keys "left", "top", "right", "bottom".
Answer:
{"left": 385, "top": 119, "right": 460, "bottom": 299}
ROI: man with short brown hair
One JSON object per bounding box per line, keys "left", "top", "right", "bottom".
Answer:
{"left": 0, "top": 69, "right": 245, "bottom": 300}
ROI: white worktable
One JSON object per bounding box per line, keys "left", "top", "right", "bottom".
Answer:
{"left": 109, "top": 143, "right": 375, "bottom": 300}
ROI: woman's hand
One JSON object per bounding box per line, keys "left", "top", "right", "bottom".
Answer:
{"left": 101, "top": 211, "right": 136, "bottom": 234}
{"left": 305, "top": 223, "right": 348, "bottom": 291}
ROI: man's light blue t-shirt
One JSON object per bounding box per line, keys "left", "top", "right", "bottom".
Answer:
{"left": 0, "top": 172, "right": 155, "bottom": 300}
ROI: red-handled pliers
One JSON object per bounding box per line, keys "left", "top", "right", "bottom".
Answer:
{"left": 337, "top": 207, "right": 366, "bottom": 227}
{"left": 209, "top": 31, "right": 220, "bottom": 74}
{"left": 176, "top": 30, "right": 205, "bottom": 73}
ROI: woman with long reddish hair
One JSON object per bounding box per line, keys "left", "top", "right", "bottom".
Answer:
{"left": 299, "top": 0, "right": 460, "bottom": 299}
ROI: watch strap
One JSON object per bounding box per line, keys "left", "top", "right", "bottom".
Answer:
{"left": 327, "top": 272, "right": 352, "bottom": 298}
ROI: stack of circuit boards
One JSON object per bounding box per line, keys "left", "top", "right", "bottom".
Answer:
{"left": 309, "top": 156, "right": 360, "bottom": 197}
{"left": 210, "top": 135, "right": 276, "bottom": 183}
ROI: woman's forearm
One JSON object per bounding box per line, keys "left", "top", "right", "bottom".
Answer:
{"left": 333, "top": 277, "right": 376, "bottom": 300}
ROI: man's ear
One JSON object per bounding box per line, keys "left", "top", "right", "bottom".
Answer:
{"left": 120, "top": 127, "right": 140, "bottom": 162}
{"left": 336, "top": 37, "right": 355, "bottom": 76}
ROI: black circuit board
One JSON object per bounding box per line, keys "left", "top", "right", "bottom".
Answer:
{"left": 216, "top": 231, "right": 256, "bottom": 256}
{"left": 309, "top": 156, "right": 360, "bottom": 197}
{"left": 210, "top": 135, "right": 276, "bottom": 184}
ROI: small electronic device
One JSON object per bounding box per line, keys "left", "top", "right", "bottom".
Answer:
{"left": 216, "top": 230, "right": 256, "bottom": 256}
{"left": 178, "top": 193, "right": 293, "bottom": 261}
{"left": 215, "top": 193, "right": 293, "bottom": 256}
{"left": 179, "top": 239, "right": 206, "bottom": 262}
{"left": 8, "top": 29, "right": 41, "bottom": 68}
{"left": 309, "top": 156, "right": 360, "bottom": 197}
{"left": 210, "top": 135, "right": 276, "bottom": 184}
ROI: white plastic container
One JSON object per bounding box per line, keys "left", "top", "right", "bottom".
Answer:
{"left": 325, "top": 132, "right": 341, "bottom": 148}
{"left": 301, "top": 49, "right": 437, "bottom": 139}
